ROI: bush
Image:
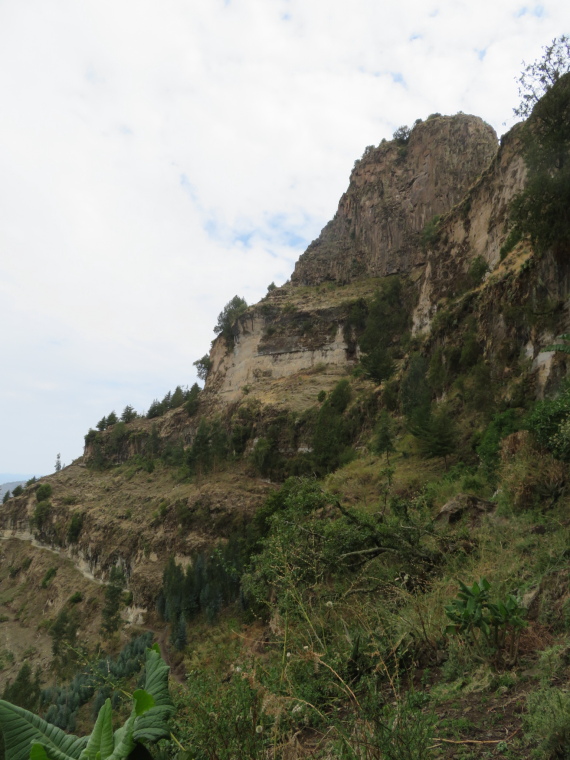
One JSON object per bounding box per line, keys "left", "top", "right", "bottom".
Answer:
{"left": 338, "top": 689, "right": 436, "bottom": 760}
{"left": 36, "top": 483, "right": 52, "bottom": 502}
{"left": 33, "top": 500, "right": 52, "bottom": 530}
{"left": 67, "top": 513, "right": 84, "bottom": 543}
{"left": 393, "top": 125, "right": 411, "bottom": 144}
{"left": 476, "top": 409, "right": 521, "bottom": 479}
{"left": 41, "top": 568, "right": 57, "bottom": 589}
{"left": 526, "top": 687, "right": 570, "bottom": 759}
{"left": 467, "top": 255, "right": 489, "bottom": 286}
{"left": 214, "top": 295, "right": 248, "bottom": 348}
{"left": 526, "top": 383, "right": 570, "bottom": 460}
{"left": 172, "top": 671, "right": 271, "bottom": 759}
{"left": 420, "top": 215, "right": 441, "bottom": 250}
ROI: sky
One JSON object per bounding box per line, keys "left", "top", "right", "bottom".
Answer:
{"left": 0, "top": 0, "right": 567, "bottom": 478}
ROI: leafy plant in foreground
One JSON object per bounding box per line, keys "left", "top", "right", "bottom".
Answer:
{"left": 0, "top": 645, "right": 175, "bottom": 760}
{"left": 445, "top": 579, "right": 526, "bottom": 666}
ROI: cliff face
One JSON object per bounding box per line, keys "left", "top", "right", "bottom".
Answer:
{"left": 3, "top": 107, "right": 565, "bottom": 627}
{"left": 291, "top": 115, "right": 498, "bottom": 286}
{"left": 205, "top": 285, "right": 365, "bottom": 404}
{"left": 413, "top": 125, "right": 527, "bottom": 332}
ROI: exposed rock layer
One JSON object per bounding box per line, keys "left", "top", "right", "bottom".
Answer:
{"left": 292, "top": 115, "right": 498, "bottom": 287}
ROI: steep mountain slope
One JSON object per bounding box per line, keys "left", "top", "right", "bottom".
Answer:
{"left": 2, "top": 85, "right": 570, "bottom": 760}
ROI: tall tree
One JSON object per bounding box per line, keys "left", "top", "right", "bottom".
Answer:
{"left": 214, "top": 296, "right": 248, "bottom": 348}
{"left": 373, "top": 411, "right": 396, "bottom": 463}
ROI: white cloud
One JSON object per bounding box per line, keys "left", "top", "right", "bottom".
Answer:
{"left": 0, "top": 0, "right": 567, "bottom": 473}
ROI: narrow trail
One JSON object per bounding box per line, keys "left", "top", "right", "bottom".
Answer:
{"left": 153, "top": 626, "right": 186, "bottom": 684}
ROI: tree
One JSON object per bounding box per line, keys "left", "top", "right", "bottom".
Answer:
{"left": 373, "top": 411, "right": 396, "bottom": 463}
{"left": 170, "top": 385, "right": 185, "bottom": 408}
{"left": 514, "top": 35, "right": 570, "bottom": 118}
{"left": 106, "top": 411, "right": 118, "bottom": 426}
{"left": 193, "top": 355, "right": 212, "bottom": 382}
{"left": 147, "top": 399, "right": 164, "bottom": 419}
{"left": 213, "top": 295, "right": 248, "bottom": 348}
{"left": 96, "top": 417, "right": 107, "bottom": 432}
{"left": 185, "top": 383, "right": 201, "bottom": 416}
{"left": 359, "top": 279, "right": 408, "bottom": 384}
{"left": 393, "top": 125, "right": 411, "bottom": 144}
{"left": 413, "top": 406, "right": 457, "bottom": 469}
{"left": 101, "top": 567, "right": 125, "bottom": 635}
{"left": 120, "top": 404, "right": 137, "bottom": 423}
{"left": 54, "top": 453, "right": 61, "bottom": 472}
{"left": 510, "top": 71, "right": 570, "bottom": 254}
{"left": 2, "top": 490, "right": 11, "bottom": 504}
{"left": 2, "top": 663, "right": 41, "bottom": 711}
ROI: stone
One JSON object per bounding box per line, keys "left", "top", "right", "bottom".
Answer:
{"left": 435, "top": 493, "right": 495, "bottom": 525}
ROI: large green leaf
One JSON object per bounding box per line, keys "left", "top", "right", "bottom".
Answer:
{"left": 108, "top": 711, "right": 136, "bottom": 760}
{"left": 81, "top": 699, "right": 114, "bottom": 760}
{"left": 0, "top": 701, "right": 88, "bottom": 760}
{"left": 132, "top": 646, "right": 175, "bottom": 743}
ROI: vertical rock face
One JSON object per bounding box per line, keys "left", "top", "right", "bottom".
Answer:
{"left": 412, "top": 125, "right": 528, "bottom": 332}
{"left": 291, "top": 115, "right": 498, "bottom": 286}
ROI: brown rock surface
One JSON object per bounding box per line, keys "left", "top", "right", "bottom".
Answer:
{"left": 292, "top": 115, "right": 498, "bottom": 287}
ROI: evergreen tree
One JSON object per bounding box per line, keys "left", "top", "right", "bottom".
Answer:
{"left": 2, "top": 663, "right": 41, "bottom": 711}
{"left": 96, "top": 417, "right": 107, "bottom": 432}
{"left": 121, "top": 405, "right": 138, "bottom": 423}
{"left": 373, "top": 411, "right": 396, "bottom": 463}
{"left": 190, "top": 419, "right": 212, "bottom": 476}
{"left": 2, "top": 490, "right": 11, "bottom": 504}
{"left": 106, "top": 411, "right": 118, "bottom": 426}
{"left": 147, "top": 400, "right": 163, "bottom": 419}
{"left": 170, "top": 386, "right": 185, "bottom": 408}
{"left": 173, "top": 613, "right": 187, "bottom": 651}
{"left": 101, "top": 567, "right": 125, "bottom": 635}
{"left": 401, "top": 353, "right": 431, "bottom": 420}
{"left": 412, "top": 405, "right": 457, "bottom": 469}
{"left": 54, "top": 453, "right": 61, "bottom": 472}
{"left": 185, "top": 383, "right": 201, "bottom": 415}
{"left": 210, "top": 419, "right": 229, "bottom": 470}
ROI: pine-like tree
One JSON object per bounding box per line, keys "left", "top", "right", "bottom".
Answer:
{"left": 373, "top": 411, "right": 396, "bottom": 463}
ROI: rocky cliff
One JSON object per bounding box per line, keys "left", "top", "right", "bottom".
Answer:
{"left": 2, "top": 104, "right": 568, "bottom": 648}
{"left": 291, "top": 114, "right": 498, "bottom": 287}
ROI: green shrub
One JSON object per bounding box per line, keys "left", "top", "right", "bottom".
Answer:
{"left": 33, "top": 500, "right": 52, "bottom": 529}
{"left": 35, "top": 483, "right": 52, "bottom": 502}
{"left": 499, "top": 227, "right": 522, "bottom": 260}
{"left": 337, "top": 688, "right": 436, "bottom": 760}
{"left": 41, "top": 568, "right": 57, "bottom": 589}
{"left": 445, "top": 578, "right": 526, "bottom": 666}
{"left": 172, "top": 671, "right": 271, "bottom": 759}
{"left": 467, "top": 255, "right": 489, "bottom": 286}
{"left": 476, "top": 409, "right": 521, "bottom": 479}
{"left": 526, "top": 687, "right": 570, "bottom": 759}
{"left": 67, "top": 512, "right": 84, "bottom": 543}
{"left": 358, "top": 278, "right": 409, "bottom": 383}
{"left": 69, "top": 592, "right": 83, "bottom": 604}
{"left": 526, "top": 383, "right": 570, "bottom": 460}
{"left": 421, "top": 215, "right": 442, "bottom": 250}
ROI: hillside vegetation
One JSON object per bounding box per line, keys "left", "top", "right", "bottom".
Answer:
{"left": 1, "top": 40, "right": 570, "bottom": 760}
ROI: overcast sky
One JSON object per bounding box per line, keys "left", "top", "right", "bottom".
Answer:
{"left": 0, "top": 0, "right": 567, "bottom": 478}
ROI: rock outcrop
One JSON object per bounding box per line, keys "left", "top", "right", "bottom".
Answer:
{"left": 292, "top": 115, "right": 498, "bottom": 287}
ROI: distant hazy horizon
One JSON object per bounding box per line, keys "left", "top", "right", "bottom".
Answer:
{"left": 0, "top": 473, "right": 38, "bottom": 485}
